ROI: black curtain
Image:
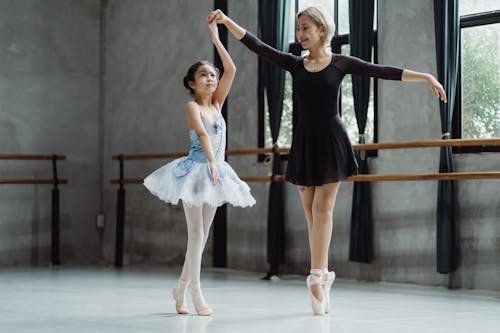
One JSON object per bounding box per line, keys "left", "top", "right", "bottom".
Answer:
{"left": 348, "top": 0, "right": 375, "bottom": 263}
{"left": 434, "top": 0, "right": 459, "bottom": 273}
{"left": 258, "top": 0, "right": 290, "bottom": 275}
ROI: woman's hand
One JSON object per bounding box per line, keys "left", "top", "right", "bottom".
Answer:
{"left": 208, "top": 161, "right": 222, "bottom": 186}
{"left": 207, "top": 9, "right": 228, "bottom": 25}
{"left": 426, "top": 75, "right": 447, "bottom": 103}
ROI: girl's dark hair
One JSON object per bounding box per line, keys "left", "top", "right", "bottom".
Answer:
{"left": 183, "top": 61, "right": 220, "bottom": 96}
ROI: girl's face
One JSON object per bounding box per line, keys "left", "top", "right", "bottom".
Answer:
{"left": 190, "top": 64, "right": 218, "bottom": 96}
{"left": 296, "top": 15, "right": 324, "bottom": 49}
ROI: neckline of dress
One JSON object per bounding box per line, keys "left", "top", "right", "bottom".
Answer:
{"left": 200, "top": 112, "right": 221, "bottom": 126}
{"left": 302, "top": 53, "right": 335, "bottom": 73}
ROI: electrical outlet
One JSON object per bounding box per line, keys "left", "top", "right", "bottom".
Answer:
{"left": 96, "top": 214, "right": 105, "bottom": 229}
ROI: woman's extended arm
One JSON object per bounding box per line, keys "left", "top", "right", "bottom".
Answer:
{"left": 207, "top": 9, "right": 297, "bottom": 71}
{"left": 339, "top": 55, "right": 447, "bottom": 103}
{"left": 402, "top": 69, "right": 447, "bottom": 103}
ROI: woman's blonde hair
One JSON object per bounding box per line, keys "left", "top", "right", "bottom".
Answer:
{"left": 297, "top": 6, "right": 336, "bottom": 45}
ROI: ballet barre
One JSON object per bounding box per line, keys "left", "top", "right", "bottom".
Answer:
{"left": 0, "top": 154, "right": 67, "bottom": 265}
{"left": 110, "top": 138, "right": 500, "bottom": 266}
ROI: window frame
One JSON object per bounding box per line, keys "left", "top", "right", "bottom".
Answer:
{"left": 452, "top": 9, "right": 500, "bottom": 153}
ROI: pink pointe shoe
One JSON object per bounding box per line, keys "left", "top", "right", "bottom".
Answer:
{"left": 306, "top": 271, "right": 326, "bottom": 315}
{"left": 322, "top": 271, "right": 336, "bottom": 313}
{"left": 172, "top": 281, "right": 189, "bottom": 315}
{"left": 191, "top": 287, "right": 213, "bottom": 316}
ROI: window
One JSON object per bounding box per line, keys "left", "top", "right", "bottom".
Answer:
{"left": 260, "top": 0, "right": 379, "bottom": 156}
{"left": 453, "top": 0, "right": 500, "bottom": 152}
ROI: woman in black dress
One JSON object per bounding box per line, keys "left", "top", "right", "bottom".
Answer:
{"left": 208, "top": 7, "right": 447, "bottom": 315}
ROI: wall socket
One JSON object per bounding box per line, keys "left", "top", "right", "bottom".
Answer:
{"left": 96, "top": 214, "right": 105, "bottom": 229}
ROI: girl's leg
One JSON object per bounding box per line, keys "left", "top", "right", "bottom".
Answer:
{"left": 173, "top": 203, "right": 204, "bottom": 314}
{"left": 189, "top": 204, "right": 217, "bottom": 315}
{"left": 201, "top": 204, "right": 217, "bottom": 249}
{"left": 178, "top": 204, "right": 215, "bottom": 282}
{"left": 182, "top": 203, "right": 215, "bottom": 315}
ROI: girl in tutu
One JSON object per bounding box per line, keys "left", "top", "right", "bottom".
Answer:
{"left": 143, "top": 20, "right": 255, "bottom": 316}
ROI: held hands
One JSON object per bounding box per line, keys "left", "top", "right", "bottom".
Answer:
{"left": 427, "top": 75, "right": 447, "bottom": 103}
{"left": 207, "top": 20, "right": 219, "bottom": 43}
{"left": 208, "top": 161, "right": 222, "bottom": 186}
{"left": 207, "top": 9, "right": 227, "bottom": 25}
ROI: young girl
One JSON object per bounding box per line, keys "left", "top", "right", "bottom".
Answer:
{"left": 143, "top": 20, "right": 255, "bottom": 316}
{"left": 208, "top": 7, "right": 446, "bottom": 315}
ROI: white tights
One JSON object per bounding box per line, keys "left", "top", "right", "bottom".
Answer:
{"left": 176, "top": 202, "right": 217, "bottom": 307}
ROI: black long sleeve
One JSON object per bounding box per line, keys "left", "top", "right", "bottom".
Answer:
{"left": 240, "top": 31, "right": 299, "bottom": 72}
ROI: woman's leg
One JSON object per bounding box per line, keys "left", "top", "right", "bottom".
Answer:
{"left": 310, "top": 182, "right": 340, "bottom": 313}
{"left": 298, "top": 186, "right": 315, "bottom": 258}
{"left": 310, "top": 182, "right": 341, "bottom": 269}
{"left": 298, "top": 185, "right": 325, "bottom": 305}
{"left": 299, "top": 182, "right": 341, "bottom": 310}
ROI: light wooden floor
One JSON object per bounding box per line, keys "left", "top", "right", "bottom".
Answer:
{"left": 1, "top": 265, "right": 499, "bottom": 333}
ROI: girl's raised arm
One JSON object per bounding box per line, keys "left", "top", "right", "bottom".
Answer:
{"left": 208, "top": 21, "right": 236, "bottom": 107}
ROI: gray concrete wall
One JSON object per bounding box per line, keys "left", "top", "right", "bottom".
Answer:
{"left": 0, "top": 0, "right": 101, "bottom": 265}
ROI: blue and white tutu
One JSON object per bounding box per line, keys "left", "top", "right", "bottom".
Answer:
{"left": 143, "top": 115, "right": 255, "bottom": 208}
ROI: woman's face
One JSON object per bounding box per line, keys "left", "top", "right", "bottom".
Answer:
{"left": 190, "top": 64, "right": 218, "bottom": 95}
{"left": 296, "top": 15, "right": 323, "bottom": 49}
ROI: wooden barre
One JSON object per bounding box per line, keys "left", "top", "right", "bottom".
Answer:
{"left": 111, "top": 138, "right": 500, "bottom": 160}
{"left": 110, "top": 171, "right": 500, "bottom": 184}
{"left": 0, "top": 179, "right": 68, "bottom": 185}
{"left": 354, "top": 138, "right": 500, "bottom": 150}
{"left": 0, "top": 154, "right": 66, "bottom": 160}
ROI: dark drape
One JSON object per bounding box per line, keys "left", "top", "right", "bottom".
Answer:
{"left": 434, "top": 0, "right": 459, "bottom": 273}
{"left": 348, "top": 0, "right": 375, "bottom": 263}
{"left": 258, "top": 0, "right": 290, "bottom": 275}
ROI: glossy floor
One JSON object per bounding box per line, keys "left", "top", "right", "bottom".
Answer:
{"left": 1, "top": 265, "right": 499, "bottom": 333}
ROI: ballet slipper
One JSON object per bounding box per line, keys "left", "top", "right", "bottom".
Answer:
{"left": 306, "top": 270, "right": 326, "bottom": 315}
{"left": 191, "top": 287, "right": 213, "bottom": 316}
{"left": 322, "top": 270, "right": 336, "bottom": 313}
{"left": 172, "top": 280, "right": 189, "bottom": 315}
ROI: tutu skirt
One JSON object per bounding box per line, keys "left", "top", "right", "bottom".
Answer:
{"left": 143, "top": 156, "right": 256, "bottom": 208}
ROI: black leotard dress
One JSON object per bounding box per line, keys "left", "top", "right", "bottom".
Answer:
{"left": 240, "top": 32, "right": 403, "bottom": 186}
